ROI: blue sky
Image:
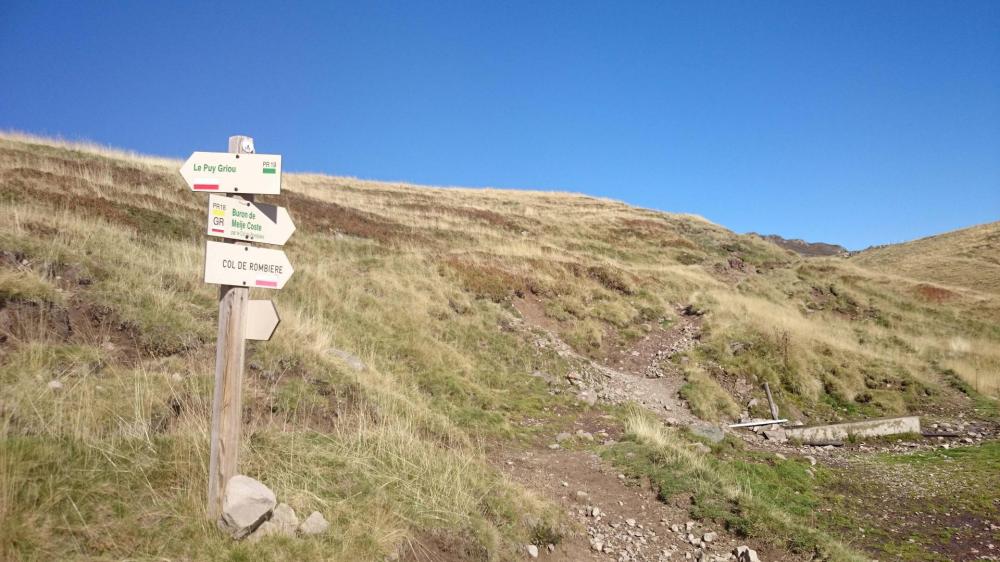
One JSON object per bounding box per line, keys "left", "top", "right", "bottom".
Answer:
{"left": 1, "top": 1, "right": 997, "bottom": 249}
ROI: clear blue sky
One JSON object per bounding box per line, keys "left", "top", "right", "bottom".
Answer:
{"left": 2, "top": 1, "right": 997, "bottom": 249}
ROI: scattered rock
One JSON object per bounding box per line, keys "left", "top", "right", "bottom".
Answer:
{"left": 578, "top": 390, "right": 597, "bottom": 406}
{"left": 576, "top": 430, "right": 595, "bottom": 441}
{"left": 271, "top": 503, "right": 299, "bottom": 535}
{"left": 245, "top": 503, "right": 299, "bottom": 543}
{"left": 246, "top": 519, "right": 280, "bottom": 543}
{"left": 691, "top": 442, "right": 712, "bottom": 454}
{"left": 734, "top": 545, "right": 760, "bottom": 562}
{"left": 526, "top": 544, "right": 539, "bottom": 558}
{"left": 575, "top": 490, "right": 589, "bottom": 502}
{"left": 548, "top": 443, "right": 561, "bottom": 450}
{"left": 47, "top": 380, "right": 63, "bottom": 391}
{"left": 690, "top": 424, "right": 725, "bottom": 443}
{"left": 626, "top": 518, "right": 637, "bottom": 527}
{"left": 298, "top": 511, "right": 329, "bottom": 536}
{"left": 774, "top": 453, "right": 787, "bottom": 461}
{"left": 218, "top": 475, "right": 277, "bottom": 539}
{"left": 762, "top": 429, "right": 786, "bottom": 443}
{"left": 555, "top": 432, "right": 572, "bottom": 442}
{"left": 804, "top": 455, "right": 817, "bottom": 467}
{"left": 703, "top": 532, "right": 717, "bottom": 543}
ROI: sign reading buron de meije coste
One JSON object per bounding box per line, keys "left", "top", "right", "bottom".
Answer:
{"left": 206, "top": 194, "right": 296, "bottom": 245}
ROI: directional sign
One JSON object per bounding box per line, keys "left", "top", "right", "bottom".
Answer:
{"left": 181, "top": 152, "right": 282, "bottom": 194}
{"left": 207, "top": 195, "right": 295, "bottom": 245}
{"left": 204, "top": 240, "right": 293, "bottom": 289}
{"left": 246, "top": 300, "right": 280, "bottom": 341}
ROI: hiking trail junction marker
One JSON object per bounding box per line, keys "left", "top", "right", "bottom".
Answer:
{"left": 181, "top": 135, "right": 295, "bottom": 520}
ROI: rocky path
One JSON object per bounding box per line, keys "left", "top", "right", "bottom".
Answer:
{"left": 498, "top": 300, "right": 1000, "bottom": 562}
{"left": 494, "top": 416, "right": 777, "bottom": 562}
{"left": 497, "top": 305, "right": 778, "bottom": 561}
{"left": 516, "top": 302, "right": 703, "bottom": 426}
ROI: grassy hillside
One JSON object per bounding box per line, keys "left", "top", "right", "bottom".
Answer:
{"left": 851, "top": 221, "right": 1000, "bottom": 295}
{"left": 0, "top": 132, "right": 996, "bottom": 560}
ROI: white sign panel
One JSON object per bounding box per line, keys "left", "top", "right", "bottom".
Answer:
{"left": 181, "top": 152, "right": 282, "bottom": 194}
{"left": 246, "top": 300, "right": 280, "bottom": 341}
{"left": 204, "top": 240, "right": 293, "bottom": 289}
{"left": 207, "top": 194, "right": 296, "bottom": 246}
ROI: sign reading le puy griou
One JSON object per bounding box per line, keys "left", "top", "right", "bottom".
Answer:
{"left": 181, "top": 151, "right": 282, "bottom": 194}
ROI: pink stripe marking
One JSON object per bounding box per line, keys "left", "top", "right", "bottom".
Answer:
{"left": 211, "top": 228, "right": 225, "bottom": 233}
{"left": 256, "top": 280, "right": 278, "bottom": 287}
{"left": 194, "top": 184, "right": 219, "bottom": 190}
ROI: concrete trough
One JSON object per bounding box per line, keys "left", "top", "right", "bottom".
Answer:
{"left": 785, "top": 416, "right": 921, "bottom": 442}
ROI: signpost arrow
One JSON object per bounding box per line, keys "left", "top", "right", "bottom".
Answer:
{"left": 204, "top": 240, "right": 294, "bottom": 289}
{"left": 207, "top": 194, "right": 296, "bottom": 245}
{"left": 181, "top": 151, "right": 282, "bottom": 194}
{"left": 246, "top": 300, "right": 280, "bottom": 341}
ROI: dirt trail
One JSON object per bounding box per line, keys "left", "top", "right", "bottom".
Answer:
{"left": 493, "top": 412, "right": 790, "bottom": 562}
{"left": 513, "top": 299, "right": 703, "bottom": 426}
{"left": 491, "top": 303, "right": 791, "bottom": 561}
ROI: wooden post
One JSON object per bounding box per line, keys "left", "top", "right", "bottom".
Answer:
{"left": 763, "top": 381, "right": 780, "bottom": 420}
{"left": 207, "top": 135, "right": 255, "bottom": 519}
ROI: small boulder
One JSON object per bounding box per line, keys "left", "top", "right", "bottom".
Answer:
{"left": 734, "top": 546, "right": 761, "bottom": 562}
{"left": 527, "top": 544, "right": 539, "bottom": 558}
{"left": 47, "top": 380, "right": 63, "bottom": 391}
{"left": 762, "top": 429, "right": 786, "bottom": 443}
{"left": 691, "top": 442, "right": 712, "bottom": 454}
{"left": 804, "top": 455, "right": 817, "bottom": 467}
{"left": 246, "top": 519, "right": 279, "bottom": 543}
{"left": 246, "top": 503, "right": 299, "bottom": 543}
{"left": 271, "top": 503, "right": 299, "bottom": 535}
{"left": 690, "top": 424, "right": 725, "bottom": 444}
{"left": 298, "top": 511, "right": 329, "bottom": 536}
{"left": 702, "top": 532, "right": 717, "bottom": 543}
{"left": 218, "top": 475, "right": 277, "bottom": 539}
{"left": 555, "top": 432, "right": 572, "bottom": 442}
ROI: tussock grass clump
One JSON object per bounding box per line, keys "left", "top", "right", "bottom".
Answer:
{"left": 679, "top": 367, "right": 740, "bottom": 421}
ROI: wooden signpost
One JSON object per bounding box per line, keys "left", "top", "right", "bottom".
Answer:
{"left": 181, "top": 136, "right": 294, "bottom": 520}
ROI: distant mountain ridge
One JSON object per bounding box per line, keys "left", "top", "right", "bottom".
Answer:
{"left": 749, "top": 233, "right": 847, "bottom": 257}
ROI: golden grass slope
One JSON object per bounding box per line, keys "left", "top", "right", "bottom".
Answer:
{"left": 0, "top": 131, "right": 996, "bottom": 560}
{"left": 851, "top": 221, "right": 1000, "bottom": 295}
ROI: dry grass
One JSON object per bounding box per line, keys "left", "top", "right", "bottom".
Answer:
{"left": 620, "top": 409, "right": 866, "bottom": 561}
{"left": 851, "top": 221, "right": 1000, "bottom": 295}
{"left": 0, "top": 132, "right": 996, "bottom": 559}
